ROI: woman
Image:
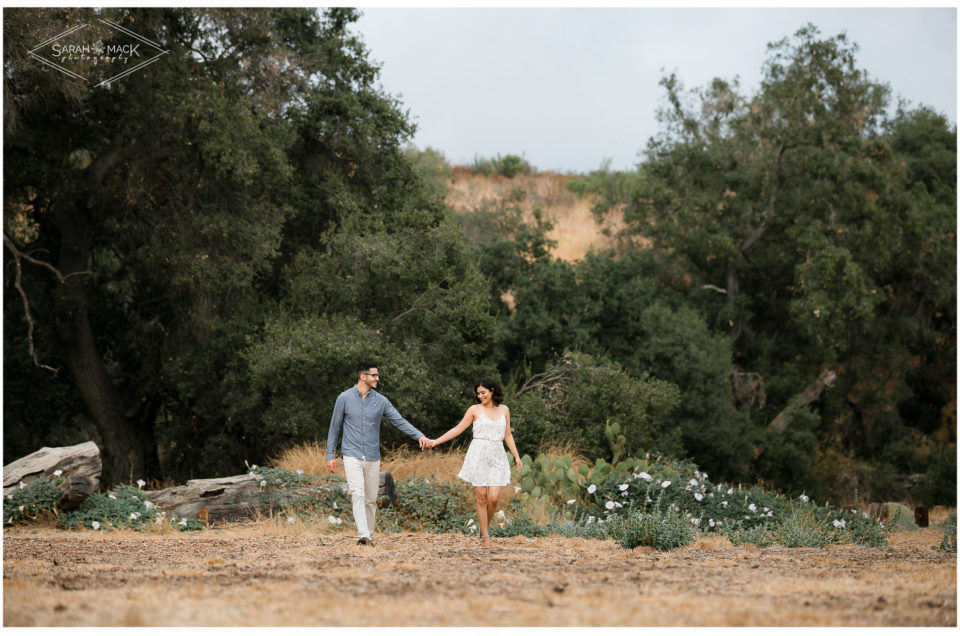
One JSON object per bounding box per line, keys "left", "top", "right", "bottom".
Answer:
{"left": 428, "top": 378, "right": 522, "bottom": 548}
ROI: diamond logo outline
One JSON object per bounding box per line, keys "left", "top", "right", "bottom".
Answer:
{"left": 28, "top": 18, "right": 168, "bottom": 87}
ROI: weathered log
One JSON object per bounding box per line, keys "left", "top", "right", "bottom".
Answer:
{"left": 145, "top": 471, "right": 395, "bottom": 523}
{"left": 767, "top": 369, "right": 837, "bottom": 432}
{"left": 2, "top": 441, "right": 102, "bottom": 496}
{"left": 57, "top": 475, "right": 95, "bottom": 511}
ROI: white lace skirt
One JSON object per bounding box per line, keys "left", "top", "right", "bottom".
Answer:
{"left": 457, "top": 438, "right": 511, "bottom": 487}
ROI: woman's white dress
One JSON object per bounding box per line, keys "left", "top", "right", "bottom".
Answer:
{"left": 457, "top": 409, "right": 511, "bottom": 487}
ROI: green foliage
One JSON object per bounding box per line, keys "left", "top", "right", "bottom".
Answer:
{"left": 910, "top": 446, "right": 957, "bottom": 506}
{"left": 566, "top": 158, "right": 642, "bottom": 219}
{"left": 725, "top": 523, "right": 774, "bottom": 547}
{"left": 509, "top": 352, "right": 682, "bottom": 461}
{"left": 610, "top": 496, "right": 695, "bottom": 551}
{"left": 883, "top": 503, "right": 919, "bottom": 531}
{"left": 774, "top": 505, "right": 833, "bottom": 548}
{"left": 385, "top": 476, "right": 476, "bottom": 534}
{"left": 59, "top": 484, "right": 162, "bottom": 531}
{"left": 4, "top": 477, "right": 64, "bottom": 524}
{"left": 936, "top": 512, "right": 956, "bottom": 553}
{"left": 469, "top": 153, "right": 531, "bottom": 178}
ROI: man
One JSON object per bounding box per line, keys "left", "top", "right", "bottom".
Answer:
{"left": 326, "top": 362, "right": 430, "bottom": 546}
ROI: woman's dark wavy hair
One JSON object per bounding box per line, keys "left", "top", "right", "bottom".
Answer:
{"left": 474, "top": 378, "right": 504, "bottom": 405}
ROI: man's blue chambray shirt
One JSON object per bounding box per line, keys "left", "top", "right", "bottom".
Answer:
{"left": 326, "top": 386, "right": 424, "bottom": 462}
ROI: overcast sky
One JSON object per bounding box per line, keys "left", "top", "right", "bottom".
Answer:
{"left": 350, "top": 6, "right": 958, "bottom": 174}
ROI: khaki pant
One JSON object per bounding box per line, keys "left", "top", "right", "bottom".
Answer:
{"left": 342, "top": 456, "right": 380, "bottom": 539}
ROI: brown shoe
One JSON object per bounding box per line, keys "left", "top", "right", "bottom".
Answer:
{"left": 357, "top": 537, "right": 374, "bottom": 547}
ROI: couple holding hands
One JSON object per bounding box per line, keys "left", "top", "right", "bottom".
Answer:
{"left": 326, "top": 362, "right": 522, "bottom": 549}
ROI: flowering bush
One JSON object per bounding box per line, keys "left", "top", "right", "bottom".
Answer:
{"left": 59, "top": 484, "right": 162, "bottom": 530}
{"left": 4, "top": 476, "right": 64, "bottom": 524}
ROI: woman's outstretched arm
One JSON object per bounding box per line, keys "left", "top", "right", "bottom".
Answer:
{"left": 431, "top": 406, "right": 477, "bottom": 447}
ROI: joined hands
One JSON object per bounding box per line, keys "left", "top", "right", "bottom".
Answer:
{"left": 418, "top": 437, "right": 438, "bottom": 450}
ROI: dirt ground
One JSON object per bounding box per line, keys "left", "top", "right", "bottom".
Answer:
{"left": 3, "top": 525, "right": 955, "bottom": 627}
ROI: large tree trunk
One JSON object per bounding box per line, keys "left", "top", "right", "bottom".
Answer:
{"left": 53, "top": 196, "right": 157, "bottom": 486}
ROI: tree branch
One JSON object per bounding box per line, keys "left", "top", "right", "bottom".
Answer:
{"left": 3, "top": 233, "right": 92, "bottom": 373}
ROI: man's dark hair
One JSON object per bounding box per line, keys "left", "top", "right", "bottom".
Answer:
{"left": 358, "top": 361, "right": 378, "bottom": 377}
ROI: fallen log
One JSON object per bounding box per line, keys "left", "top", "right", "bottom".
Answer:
{"left": 56, "top": 475, "right": 96, "bottom": 511}
{"left": 145, "top": 471, "right": 395, "bottom": 523}
{"left": 2, "top": 441, "right": 102, "bottom": 496}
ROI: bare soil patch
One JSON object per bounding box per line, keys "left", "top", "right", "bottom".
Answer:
{"left": 3, "top": 526, "right": 954, "bottom": 627}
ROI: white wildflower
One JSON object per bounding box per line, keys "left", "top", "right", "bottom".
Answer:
{"left": 800, "top": 494, "right": 809, "bottom": 503}
{"left": 721, "top": 501, "right": 728, "bottom": 507}
{"left": 296, "top": 470, "right": 304, "bottom": 475}
{"left": 833, "top": 519, "right": 846, "bottom": 529}
{"left": 144, "top": 501, "right": 154, "bottom": 509}
{"left": 566, "top": 499, "right": 576, "bottom": 505}
{"left": 53, "top": 470, "right": 63, "bottom": 477}
{"left": 694, "top": 493, "right": 704, "bottom": 502}
{"left": 136, "top": 479, "right": 146, "bottom": 489}
{"left": 18, "top": 505, "right": 24, "bottom": 512}
{"left": 661, "top": 480, "right": 672, "bottom": 488}
{"left": 727, "top": 487, "right": 734, "bottom": 494}
{"left": 333, "top": 502, "right": 339, "bottom": 510}
{"left": 586, "top": 516, "right": 595, "bottom": 524}
{"left": 18, "top": 481, "right": 25, "bottom": 490}
{"left": 605, "top": 501, "right": 616, "bottom": 510}
{"left": 180, "top": 519, "right": 188, "bottom": 526}
{"left": 496, "top": 510, "right": 506, "bottom": 520}
{"left": 637, "top": 472, "right": 653, "bottom": 481}
{"left": 108, "top": 494, "right": 117, "bottom": 500}
{"left": 260, "top": 480, "right": 267, "bottom": 488}
{"left": 748, "top": 503, "right": 757, "bottom": 513}
{"left": 619, "top": 484, "right": 629, "bottom": 491}
{"left": 92, "top": 521, "right": 101, "bottom": 530}
{"left": 692, "top": 518, "right": 700, "bottom": 526}
{"left": 587, "top": 484, "right": 597, "bottom": 494}
{"left": 129, "top": 512, "right": 139, "bottom": 520}
{"left": 689, "top": 478, "right": 698, "bottom": 487}
{"left": 514, "top": 486, "right": 522, "bottom": 493}
{"left": 709, "top": 519, "right": 715, "bottom": 527}
{"left": 767, "top": 511, "right": 774, "bottom": 517}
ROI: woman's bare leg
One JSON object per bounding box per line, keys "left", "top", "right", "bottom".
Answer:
{"left": 474, "top": 487, "right": 491, "bottom": 547}
{"left": 486, "top": 486, "right": 501, "bottom": 537}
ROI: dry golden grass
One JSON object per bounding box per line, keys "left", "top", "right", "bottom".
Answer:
{"left": 446, "top": 169, "right": 629, "bottom": 262}
{"left": 272, "top": 440, "right": 592, "bottom": 520}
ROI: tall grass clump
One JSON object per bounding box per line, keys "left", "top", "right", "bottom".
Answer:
{"left": 936, "top": 511, "right": 956, "bottom": 552}
{"left": 610, "top": 497, "right": 694, "bottom": 551}
{"left": 774, "top": 504, "right": 832, "bottom": 548}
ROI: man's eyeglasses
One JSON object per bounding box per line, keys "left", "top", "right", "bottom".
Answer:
{"left": 363, "top": 372, "right": 380, "bottom": 378}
